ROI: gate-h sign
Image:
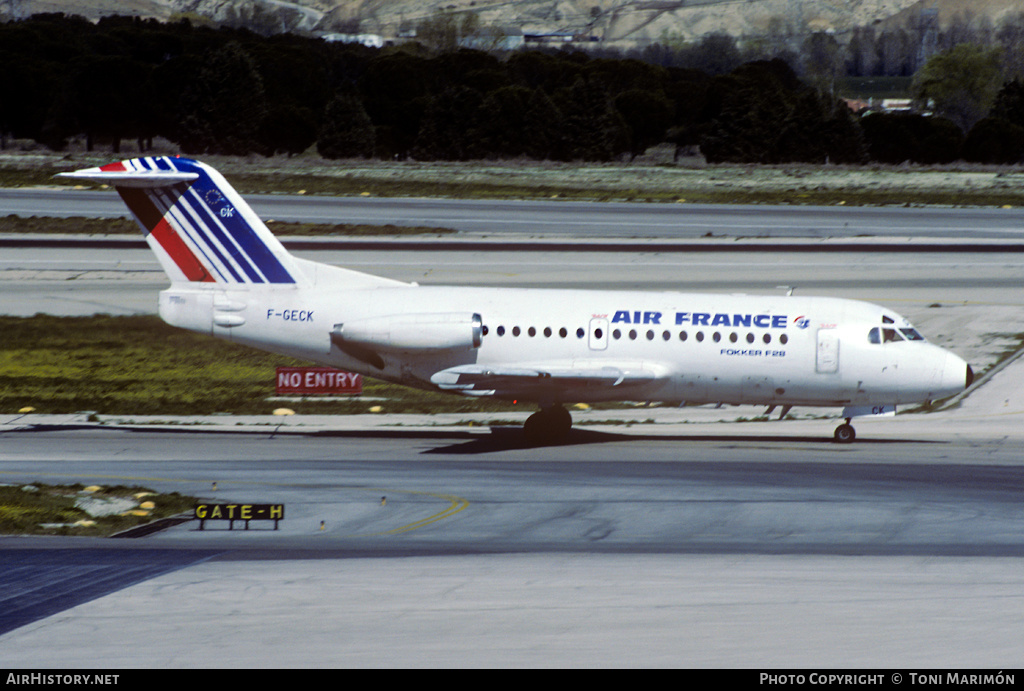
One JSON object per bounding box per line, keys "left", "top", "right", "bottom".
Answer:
{"left": 194, "top": 503, "right": 284, "bottom": 530}
{"left": 276, "top": 367, "right": 361, "bottom": 395}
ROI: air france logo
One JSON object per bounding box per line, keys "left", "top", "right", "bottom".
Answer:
{"left": 793, "top": 316, "right": 810, "bottom": 329}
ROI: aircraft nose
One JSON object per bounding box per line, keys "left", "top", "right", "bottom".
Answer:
{"left": 939, "top": 352, "right": 971, "bottom": 395}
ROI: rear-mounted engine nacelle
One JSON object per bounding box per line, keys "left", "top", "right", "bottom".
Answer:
{"left": 332, "top": 312, "right": 483, "bottom": 352}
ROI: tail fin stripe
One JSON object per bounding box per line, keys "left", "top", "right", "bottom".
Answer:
{"left": 152, "top": 185, "right": 248, "bottom": 284}
{"left": 174, "top": 190, "right": 258, "bottom": 282}
{"left": 178, "top": 189, "right": 268, "bottom": 283}
{"left": 184, "top": 178, "right": 295, "bottom": 284}
{"left": 151, "top": 218, "right": 217, "bottom": 283}
{"left": 130, "top": 183, "right": 235, "bottom": 283}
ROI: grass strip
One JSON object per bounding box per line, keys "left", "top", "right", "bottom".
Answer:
{"left": 0, "top": 483, "right": 197, "bottom": 537}
{"left": 0, "top": 215, "right": 455, "bottom": 236}
{"left": 7, "top": 155, "right": 1024, "bottom": 207}
{"left": 0, "top": 314, "right": 517, "bottom": 416}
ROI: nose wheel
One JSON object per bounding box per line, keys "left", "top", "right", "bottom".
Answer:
{"left": 833, "top": 419, "right": 856, "bottom": 444}
{"left": 523, "top": 405, "right": 572, "bottom": 444}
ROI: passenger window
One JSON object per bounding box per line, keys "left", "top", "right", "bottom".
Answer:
{"left": 646, "top": 330, "right": 654, "bottom": 340}
{"left": 696, "top": 332, "right": 704, "bottom": 342}
{"left": 576, "top": 328, "right": 585, "bottom": 338}
{"left": 779, "top": 334, "right": 788, "bottom": 345}
{"left": 512, "top": 326, "right": 521, "bottom": 337}
{"left": 613, "top": 329, "right": 621, "bottom": 340}
{"left": 662, "top": 330, "right": 670, "bottom": 341}
{"left": 679, "top": 331, "right": 688, "bottom": 341}
{"left": 543, "top": 327, "right": 552, "bottom": 338}
{"left": 559, "top": 327, "right": 568, "bottom": 338}
{"left": 497, "top": 326, "right": 505, "bottom": 336}
{"left": 528, "top": 326, "right": 536, "bottom": 337}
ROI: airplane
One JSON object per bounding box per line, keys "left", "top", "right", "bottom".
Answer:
{"left": 58, "top": 157, "right": 974, "bottom": 444}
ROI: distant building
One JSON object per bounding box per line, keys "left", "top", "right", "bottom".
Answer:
{"left": 321, "top": 33, "right": 384, "bottom": 49}
{"left": 460, "top": 26, "right": 525, "bottom": 51}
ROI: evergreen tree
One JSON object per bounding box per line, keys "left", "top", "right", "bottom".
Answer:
{"left": 177, "top": 42, "right": 268, "bottom": 155}
{"left": 318, "top": 92, "right": 374, "bottom": 159}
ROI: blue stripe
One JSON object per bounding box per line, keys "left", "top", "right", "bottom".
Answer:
{"left": 187, "top": 173, "right": 295, "bottom": 284}
{"left": 150, "top": 185, "right": 232, "bottom": 283}
{"left": 150, "top": 162, "right": 252, "bottom": 284}
{"left": 180, "top": 189, "right": 264, "bottom": 283}
{"left": 173, "top": 193, "right": 250, "bottom": 283}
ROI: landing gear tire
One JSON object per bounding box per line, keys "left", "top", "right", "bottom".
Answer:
{"left": 833, "top": 423, "right": 856, "bottom": 444}
{"left": 523, "top": 406, "right": 572, "bottom": 445}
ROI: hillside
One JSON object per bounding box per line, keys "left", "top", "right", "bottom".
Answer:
{"left": 2, "top": 0, "right": 1022, "bottom": 47}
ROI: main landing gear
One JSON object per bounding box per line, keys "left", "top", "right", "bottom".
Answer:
{"left": 523, "top": 405, "right": 572, "bottom": 444}
{"left": 833, "top": 418, "right": 856, "bottom": 444}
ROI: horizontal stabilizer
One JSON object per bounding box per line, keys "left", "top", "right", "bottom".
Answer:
{"left": 57, "top": 168, "right": 199, "bottom": 188}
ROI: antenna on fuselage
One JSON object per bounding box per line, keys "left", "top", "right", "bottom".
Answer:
{"left": 777, "top": 285, "right": 795, "bottom": 296}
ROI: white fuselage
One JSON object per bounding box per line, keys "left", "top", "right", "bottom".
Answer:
{"left": 159, "top": 282, "right": 969, "bottom": 409}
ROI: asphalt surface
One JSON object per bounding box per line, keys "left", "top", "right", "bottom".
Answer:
{"left": 7, "top": 187, "right": 1024, "bottom": 239}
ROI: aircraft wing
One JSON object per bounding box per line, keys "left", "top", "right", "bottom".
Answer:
{"left": 430, "top": 361, "right": 668, "bottom": 397}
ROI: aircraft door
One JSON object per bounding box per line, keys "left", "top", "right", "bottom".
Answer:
{"left": 588, "top": 318, "right": 609, "bottom": 351}
{"left": 816, "top": 328, "right": 839, "bottom": 373}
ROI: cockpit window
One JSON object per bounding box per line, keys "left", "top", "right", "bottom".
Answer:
{"left": 882, "top": 328, "right": 903, "bottom": 343}
{"left": 899, "top": 328, "right": 924, "bottom": 341}
{"left": 868, "top": 327, "right": 880, "bottom": 344}
{"left": 882, "top": 315, "right": 895, "bottom": 324}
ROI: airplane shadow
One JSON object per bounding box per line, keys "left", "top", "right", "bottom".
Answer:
{"left": 419, "top": 425, "right": 933, "bottom": 455}
{"left": 2, "top": 422, "right": 940, "bottom": 456}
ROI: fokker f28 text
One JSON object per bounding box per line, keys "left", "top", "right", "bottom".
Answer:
{"left": 59, "top": 158, "right": 973, "bottom": 443}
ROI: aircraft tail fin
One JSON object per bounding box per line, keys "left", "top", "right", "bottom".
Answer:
{"left": 59, "top": 157, "right": 305, "bottom": 286}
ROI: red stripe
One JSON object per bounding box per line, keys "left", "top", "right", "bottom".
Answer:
{"left": 100, "top": 161, "right": 126, "bottom": 171}
{"left": 151, "top": 218, "right": 215, "bottom": 282}
{"left": 117, "top": 187, "right": 214, "bottom": 282}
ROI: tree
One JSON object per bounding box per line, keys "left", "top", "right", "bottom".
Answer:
{"left": 177, "top": 42, "right": 268, "bottom": 155}
{"left": 317, "top": 92, "right": 374, "bottom": 159}
{"left": 912, "top": 44, "right": 1003, "bottom": 132}
{"left": 991, "top": 78, "right": 1024, "bottom": 127}
{"left": 554, "top": 77, "right": 629, "bottom": 161}
{"left": 411, "top": 86, "right": 482, "bottom": 160}
{"left": 860, "top": 112, "right": 962, "bottom": 164}
{"left": 801, "top": 32, "right": 842, "bottom": 95}
{"left": 614, "top": 89, "right": 672, "bottom": 159}
{"left": 472, "top": 85, "right": 534, "bottom": 158}
{"left": 57, "top": 55, "right": 154, "bottom": 152}
{"left": 962, "top": 117, "right": 1024, "bottom": 163}
{"left": 359, "top": 52, "right": 431, "bottom": 159}
{"left": 698, "top": 60, "right": 865, "bottom": 164}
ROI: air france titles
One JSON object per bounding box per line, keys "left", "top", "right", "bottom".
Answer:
{"left": 610, "top": 310, "right": 789, "bottom": 329}
{"left": 612, "top": 309, "right": 790, "bottom": 358}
